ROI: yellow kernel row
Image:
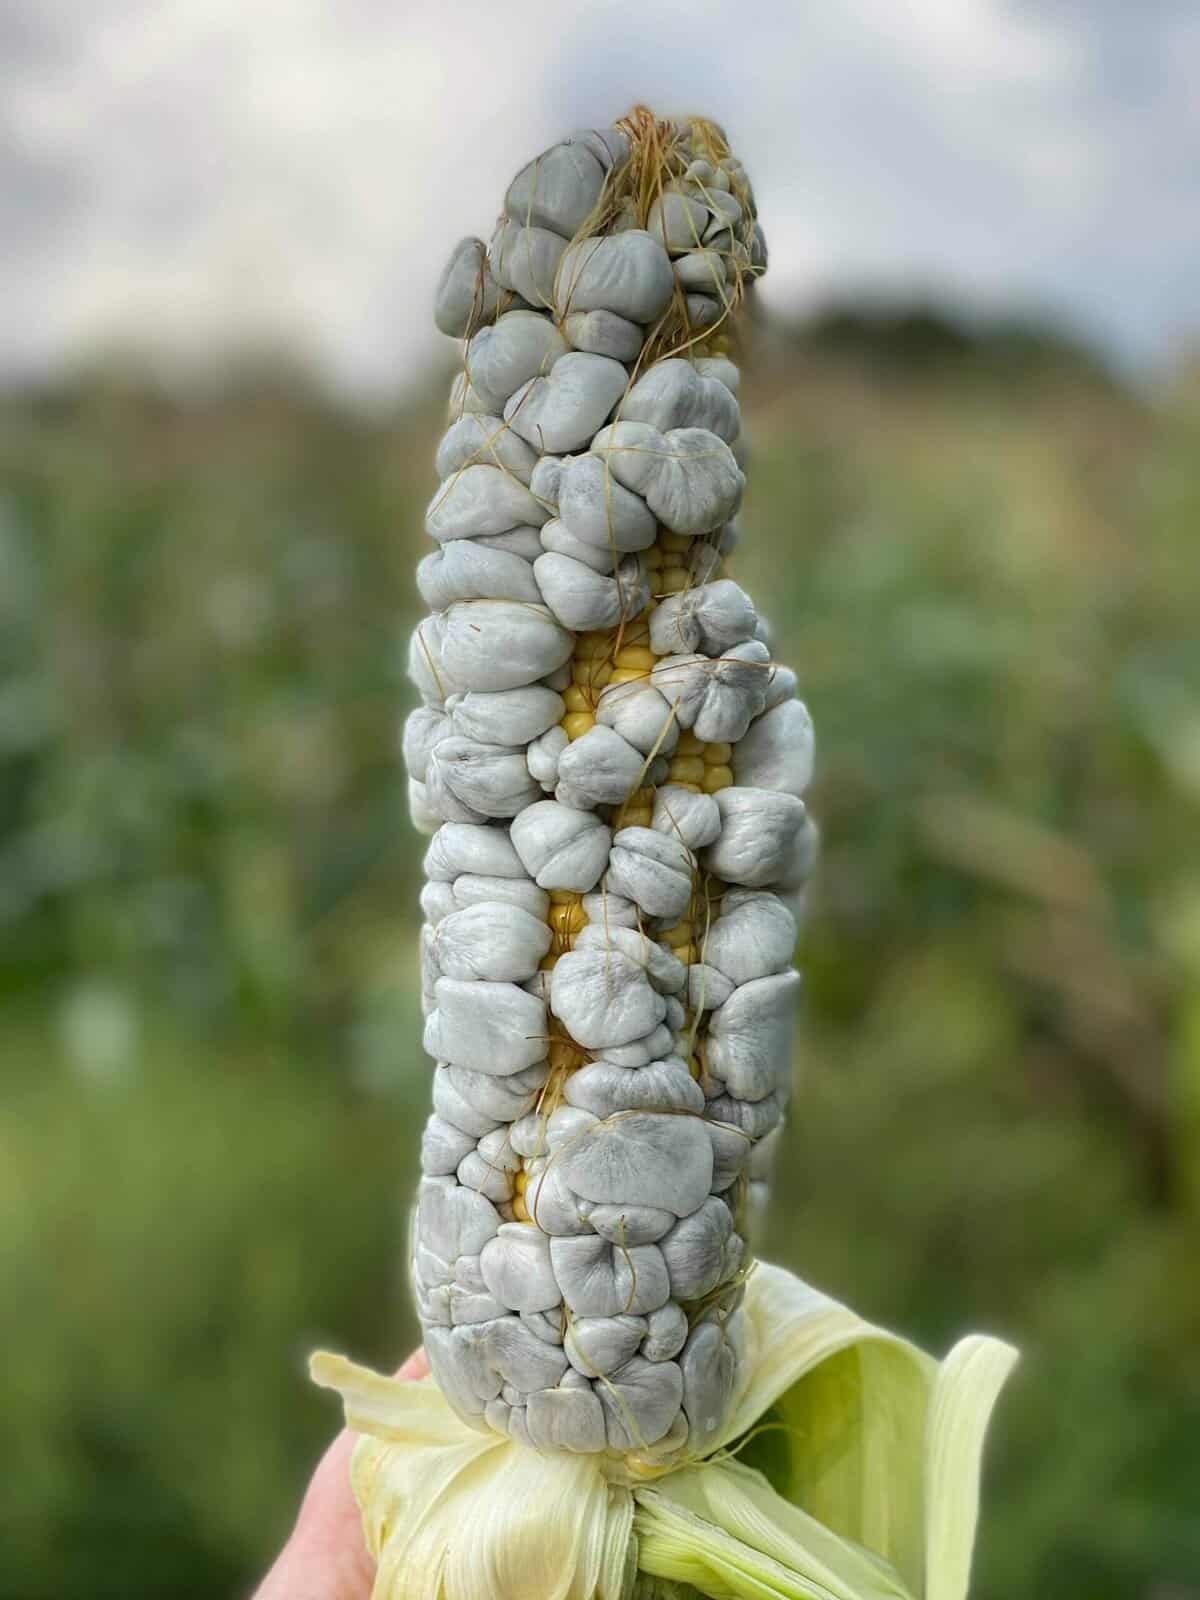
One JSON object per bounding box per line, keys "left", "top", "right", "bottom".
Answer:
{"left": 613, "top": 784, "right": 655, "bottom": 831}
{"left": 571, "top": 659, "right": 612, "bottom": 689}
{"left": 614, "top": 644, "right": 656, "bottom": 672}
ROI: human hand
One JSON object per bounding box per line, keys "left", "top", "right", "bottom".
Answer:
{"left": 254, "top": 1348, "right": 429, "bottom": 1600}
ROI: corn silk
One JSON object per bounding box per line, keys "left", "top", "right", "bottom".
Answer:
{"left": 313, "top": 107, "right": 1016, "bottom": 1600}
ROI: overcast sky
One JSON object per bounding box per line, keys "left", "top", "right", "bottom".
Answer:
{"left": 2, "top": 0, "right": 1198, "bottom": 398}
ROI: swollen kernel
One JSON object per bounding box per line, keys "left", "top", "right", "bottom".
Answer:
{"left": 703, "top": 742, "right": 733, "bottom": 765}
{"left": 668, "top": 755, "right": 706, "bottom": 786}
{"left": 702, "top": 765, "right": 733, "bottom": 793}
{"left": 563, "top": 711, "right": 595, "bottom": 740}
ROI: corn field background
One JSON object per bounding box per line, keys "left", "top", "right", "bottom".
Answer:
{"left": 3, "top": 313, "right": 1199, "bottom": 1599}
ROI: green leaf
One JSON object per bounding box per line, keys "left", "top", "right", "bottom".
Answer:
{"left": 635, "top": 1462, "right": 915, "bottom": 1600}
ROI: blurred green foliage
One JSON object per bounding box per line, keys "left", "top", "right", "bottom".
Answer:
{"left": 2, "top": 331, "right": 1198, "bottom": 1598}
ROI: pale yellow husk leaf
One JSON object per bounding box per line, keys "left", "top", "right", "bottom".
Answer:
{"left": 310, "top": 1262, "right": 1016, "bottom": 1600}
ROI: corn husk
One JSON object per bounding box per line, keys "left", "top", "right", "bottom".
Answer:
{"left": 311, "top": 1261, "right": 1015, "bottom": 1600}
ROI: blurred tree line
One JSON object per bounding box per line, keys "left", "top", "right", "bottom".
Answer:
{"left": 1, "top": 311, "right": 1198, "bottom": 1599}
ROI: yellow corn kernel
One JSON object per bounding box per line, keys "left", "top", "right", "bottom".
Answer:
{"left": 575, "top": 632, "right": 611, "bottom": 659}
{"left": 563, "top": 711, "right": 595, "bottom": 740}
{"left": 672, "top": 781, "right": 701, "bottom": 794}
{"left": 675, "top": 730, "right": 705, "bottom": 757}
{"left": 614, "top": 645, "right": 656, "bottom": 671}
{"left": 642, "top": 545, "right": 663, "bottom": 568}
{"left": 703, "top": 742, "right": 732, "bottom": 765}
{"left": 619, "top": 806, "right": 652, "bottom": 829}
{"left": 702, "top": 764, "right": 733, "bottom": 793}
{"left": 513, "top": 1168, "right": 528, "bottom": 1196}
{"left": 662, "top": 921, "right": 693, "bottom": 949}
{"left": 668, "top": 755, "right": 706, "bottom": 786}
{"left": 512, "top": 1192, "right": 530, "bottom": 1221}
{"left": 609, "top": 667, "right": 649, "bottom": 686}
{"left": 548, "top": 889, "right": 581, "bottom": 905}
{"left": 660, "top": 531, "right": 691, "bottom": 553}
{"left": 659, "top": 568, "right": 689, "bottom": 594}
{"left": 678, "top": 942, "right": 699, "bottom": 965}
{"left": 688, "top": 1054, "right": 703, "bottom": 1081}
{"left": 573, "top": 661, "right": 612, "bottom": 690}
{"left": 549, "top": 900, "right": 587, "bottom": 941}
{"left": 618, "top": 618, "right": 652, "bottom": 646}
{"left": 539, "top": 952, "right": 558, "bottom": 970}
{"left": 613, "top": 786, "right": 655, "bottom": 829}
{"left": 564, "top": 684, "right": 595, "bottom": 713}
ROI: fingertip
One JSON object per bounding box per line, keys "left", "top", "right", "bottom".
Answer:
{"left": 396, "top": 1346, "right": 430, "bottom": 1381}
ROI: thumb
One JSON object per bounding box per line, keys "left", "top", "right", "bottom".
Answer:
{"left": 254, "top": 1348, "right": 429, "bottom": 1600}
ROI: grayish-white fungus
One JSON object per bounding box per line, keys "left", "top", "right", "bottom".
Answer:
{"left": 554, "top": 230, "right": 675, "bottom": 324}
{"left": 406, "top": 113, "right": 815, "bottom": 1459}
{"left": 505, "top": 351, "right": 629, "bottom": 455}
{"left": 466, "top": 312, "right": 570, "bottom": 413}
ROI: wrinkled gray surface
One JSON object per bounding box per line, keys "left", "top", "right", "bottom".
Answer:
{"left": 467, "top": 312, "right": 569, "bottom": 413}
{"left": 621, "top": 358, "right": 740, "bottom": 443}
{"left": 506, "top": 351, "right": 628, "bottom": 455}
{"left": 554, "top": 230, "right": 675, "bottom": 323}
{"left": 411, "top": 119, "right": 811, "bottom": 1457}
{"left": 591, "top": 421, "right": 745, "bottom": 534}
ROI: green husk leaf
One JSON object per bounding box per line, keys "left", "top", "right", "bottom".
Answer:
{"left": 924, "top": 1337, "right": 1020, "bottom": 1600}
{"left": 311, "top": 1264, "right": 1016, "bottom": 1600}
{"left": 635, "top": 1461, "right": 914, "bottom": 1600}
